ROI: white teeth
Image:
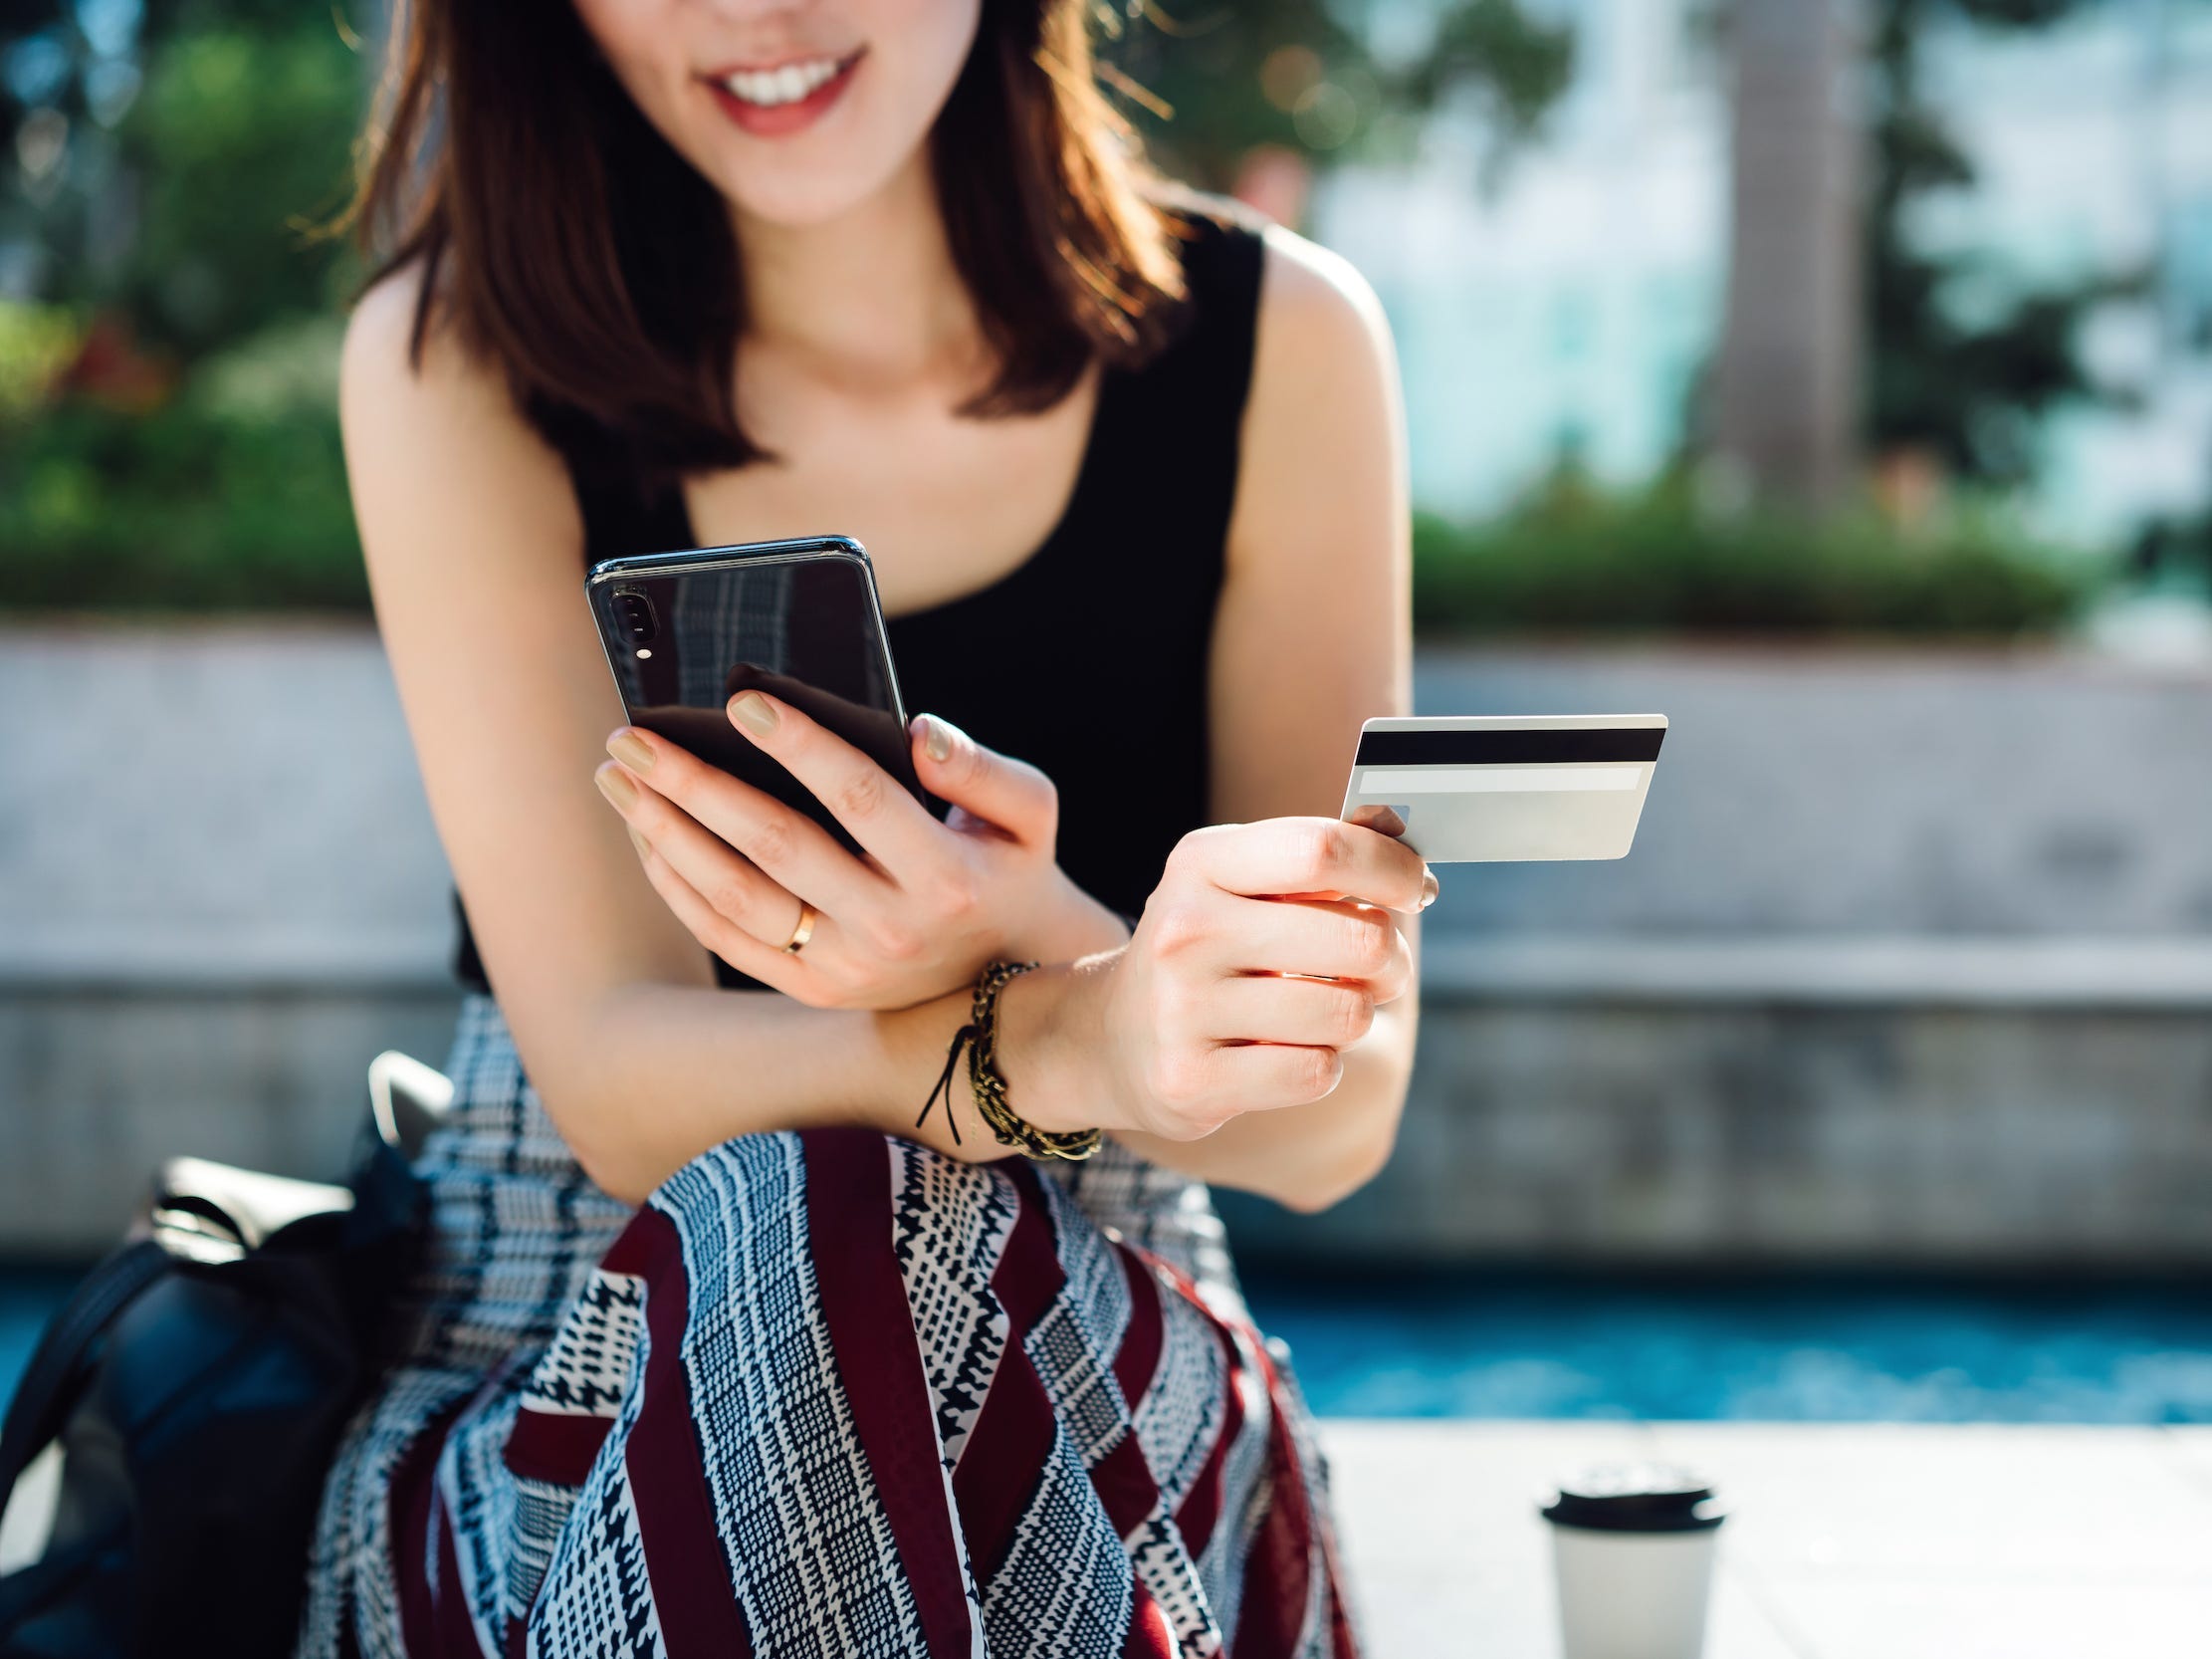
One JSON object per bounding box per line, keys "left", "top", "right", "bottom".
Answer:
{"left": 721, "top": 56, "right": 844, "bottom": 108}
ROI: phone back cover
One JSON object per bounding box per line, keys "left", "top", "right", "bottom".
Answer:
{"left": 588, "top": 548, "right": 941, "bottom": 851}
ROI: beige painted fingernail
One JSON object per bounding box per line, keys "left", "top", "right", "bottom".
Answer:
{"left": 728, "top": 691, "right": 777, "bottom": 738}
{"left": 918, "top": 713, "right": 954, "bottom": 763}
{"left": 607, "top": 729, "right": 653, "bottom": 772}
{"left": 1419, "top": 868, "right": 1439, "bottom": 910}
{"left": 626, "top": 826, "right": 650, "bottom": 859}
{"left": 594, "top": 763, "right": 637, "bottom": 811}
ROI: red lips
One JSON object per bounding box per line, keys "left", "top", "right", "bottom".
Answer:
{"left": 701, "top": 51, "right": 865, "bottom": 139}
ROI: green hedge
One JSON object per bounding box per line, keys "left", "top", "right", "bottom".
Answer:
{"left": 2, "top": 318, "right": 365, "bottom": 613}
{"left": 5, "top": 394, "right": 2102, "bottom": 633}
{"left": 0, "top": 7, "right": 367, "bottom": 616}
{"left": 1413, "top": 477, "right": 2100, "bottom": 638}
{"left": 4, "top": 404, "right": 363, "bottom": 613}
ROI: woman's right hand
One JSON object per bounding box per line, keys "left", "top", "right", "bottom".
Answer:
{"left": 1020, "top": 818, "right": 1434, "bottom": 1144}
{"left": 598, "top": 695, "right": 1128, "bottom": 1014}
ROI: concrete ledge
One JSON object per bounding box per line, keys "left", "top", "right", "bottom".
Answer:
{"left": 11, "top": 626, "right": 2212, "bottom": 957}
{"left": 1422, "top": 935, "right": 2212, "bottom": 1009}
{"left": 9, "top": 628, "right": 2212, "bottom": 1264}
{"left": 12, "top": 929, "right": 2212, "bottom": 1009}
{"left": 11, "top": 936, "right": 2212, "bottom": 1261}
{"left": 1415, "top": 644, "right": 2212, "bottom": 937}
{"left": 0, "top": 987, "right": 461, "bottom": 1255}
{"left": 0, "top": 927, "right": 452, "bottom": 992}
{"left": 1223, "top": 993, "right": 2212, "bottom": 1269}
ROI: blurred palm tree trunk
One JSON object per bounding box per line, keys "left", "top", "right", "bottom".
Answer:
{"left": 1714, "top": 0, "right": 1865, "bottom": 509}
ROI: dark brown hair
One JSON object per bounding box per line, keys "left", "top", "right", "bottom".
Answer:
{"left": 348, "top": 0, "right": 1190, "bottom": 481}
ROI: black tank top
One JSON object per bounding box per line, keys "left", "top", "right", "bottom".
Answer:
{"left": 453, "top": 207, "right": 1266, "bottom": 994}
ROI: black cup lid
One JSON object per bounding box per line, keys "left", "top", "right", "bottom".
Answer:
{"left": 1539, "top": 1463, "right": 1727, "bottom": 1534}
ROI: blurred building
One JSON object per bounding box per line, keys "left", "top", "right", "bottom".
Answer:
{"left": 1320, "top": 0, "right": 2212, "bottom": 547}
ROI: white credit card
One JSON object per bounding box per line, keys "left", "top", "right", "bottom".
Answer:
{"left": 1340, "top": 714, "right": 1667, "bottom": 862}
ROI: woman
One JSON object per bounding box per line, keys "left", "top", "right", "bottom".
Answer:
{"left": 304, "top": 0, "right": 1427, "bottom": 1651}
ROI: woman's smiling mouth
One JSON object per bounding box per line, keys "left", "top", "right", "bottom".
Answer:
{"left": 703, "top": 50, "right": 866, "bottom": 137}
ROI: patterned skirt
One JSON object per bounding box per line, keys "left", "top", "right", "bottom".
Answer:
{"left": 298, "top": 996, "right": 1360, "bottom": 1657}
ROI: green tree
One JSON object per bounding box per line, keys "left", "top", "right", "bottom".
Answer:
{"left": 111, "top": 22, "right": 361, "bottom": 356}
{"left": 1, "top": 2, "right": 364, "bottom": 612}
{"left": 1868, "top": 0, "right": 2133, "bottom": 486}
{"left": 2, "top": 2, "right": 361, "bottom": 361}
{"left": 1099, "top": 0, "right": 1573, "bottom": 192}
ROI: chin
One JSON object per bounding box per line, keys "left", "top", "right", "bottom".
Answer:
{"left": 680, "top": 96, "right": 921, "bottom": 231}
{"left": 717, "top": 162, "right": 904, "bottom": 230}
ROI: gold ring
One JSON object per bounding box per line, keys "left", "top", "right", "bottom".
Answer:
{"left": 778, "top": 899, "right": 817, "bottom": 955}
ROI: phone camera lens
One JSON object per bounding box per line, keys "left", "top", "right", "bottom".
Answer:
{"left": 614, "top": 591, "right": 658, "bottom": 644}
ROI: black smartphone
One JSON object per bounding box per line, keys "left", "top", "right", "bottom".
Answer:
{"left": 585, "top": 537, "right": 944, "bottom": 852}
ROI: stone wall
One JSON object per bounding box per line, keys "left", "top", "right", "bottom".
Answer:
{"left": 1224, "top": 987, "right": 2212, "bottom": 1268}
{"left": 4, "top": 623, "right": 2208, "bottom": 1262}
{"left": 1217, "top": 645, "right": 2212, "bottom": 1265}
{"left": 1, "top": 986, "right": 458, "bottom": 1251}
{"left": 1405, "top": 643, "right": 2212, "bottom": 937}
{"left": 2, "top": 622, "right": 457, "bottom": 1253}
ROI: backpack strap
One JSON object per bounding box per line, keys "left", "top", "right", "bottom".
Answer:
{"left": 0, "top": 1239, "right": 169, "bottom": 1508}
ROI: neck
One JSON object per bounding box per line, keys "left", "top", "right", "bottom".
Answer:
{"left": 731, "top": 151, "right": 981, "bottom": 389}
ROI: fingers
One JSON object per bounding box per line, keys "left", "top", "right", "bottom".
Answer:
{"left": 1175, "top": 818, "right": 1433, "bottom": 913}
{"left": 725, "top": 690, "right": 944, "bottom": 870}
{"left": 1150, "top": 1040, "right": 1345, "bottom": 1131}
{"left": 598, "top": 725, "right": 883, "bottom": 917}
{"left": 1150, "top": 883, "right": 1412, "bottom": 1000}
{"left": 1211, "top": 1041, "right": 1345, "bottom": 1109}
{"left": 1206, "top": 971, "right": 1380, "bottom": 1048}
{"left": 597, "top": 748, "right": 954, "bottom": 1009}
{"left": 596, "top": 760, "right": 816, "bottom": 954}
{"left": 1235, "top": 896, "right": 1415, "bottom": 1000}
{"left": 908, "top": 713, "right": 1056, "bottom": 843}
{"left": 619, "top": 810, "right": 806, "bottom": 991}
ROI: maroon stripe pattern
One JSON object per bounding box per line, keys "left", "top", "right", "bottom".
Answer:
{"left": 299, "top": 1002, "right": 1358, "bottom": 1659}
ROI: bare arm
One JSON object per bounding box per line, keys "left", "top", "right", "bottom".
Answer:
{"left": 343, "top": 276, "right": 1027, "bottom": 1203}
{"left": 1107, "top": 227, "right": 1421, "bottom": 1210}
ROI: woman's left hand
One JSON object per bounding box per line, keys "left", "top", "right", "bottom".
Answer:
{"left": 594, "top": 692, "right": 1127, "bottom": 1009}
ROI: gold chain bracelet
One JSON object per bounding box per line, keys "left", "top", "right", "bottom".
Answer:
{"left": 916, "top": 960, "right": 1103, "bottom": 1161}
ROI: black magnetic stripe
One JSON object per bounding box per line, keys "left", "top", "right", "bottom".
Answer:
{"left": 1354, "top": 726, "right": 1665, "bottom": 766}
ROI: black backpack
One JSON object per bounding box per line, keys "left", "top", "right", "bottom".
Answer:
{"left": 0, "top": 1053, "right": 450, "bottom": 1659}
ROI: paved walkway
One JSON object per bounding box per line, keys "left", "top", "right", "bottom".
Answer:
{"left": 1320, "top": 1420, "right": 2212, "bottom": 1657}
{"left": 8, "top": 1411, "right": 2206, "bottom": 1647}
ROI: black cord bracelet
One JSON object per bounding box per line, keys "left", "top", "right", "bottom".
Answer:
{"left": 915, "top": 960, "right": 1102, "bottom": 1161}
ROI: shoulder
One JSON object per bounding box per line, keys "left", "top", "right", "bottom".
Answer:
{"left": 1224, "top": 224, "right": 1405, "bottom": 575}
{"left": 343, "top": 260, "right": 456, "bottom": 408}
{"left": 1150, "top": 184, "right": 1388, "bottom": 351}
{"left": 340, "top": 261, "right": 582, "bottom": 595}
{"left": 1141, "top": 197, "right": 1395, "bottom": 439}
{"left": 343, "top": 261, "right": 526, "bottom": 441}
{"left": 1235, "top": 224, "right": 1401, "bottom": 502}
{"left": 1249, "top": 223, "right": 1396, "bottom": 410}
{"left": 1151, "top": 194, "right": 1395, "bottom": 420}
{"left": 340, "top": 262, "right": 577, "bottom": 566}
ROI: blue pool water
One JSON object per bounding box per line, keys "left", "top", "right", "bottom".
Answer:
{"left": 1238, "top": 1267, "right": 2212, "bottom": 1422}
{"left": 6, "top": 1265, "right": 2210, "bottom": 1423}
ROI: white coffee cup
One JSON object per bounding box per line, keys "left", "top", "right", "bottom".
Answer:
{"left": 1539, "top": 1463, "right": 1727, "bottom": 1659}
